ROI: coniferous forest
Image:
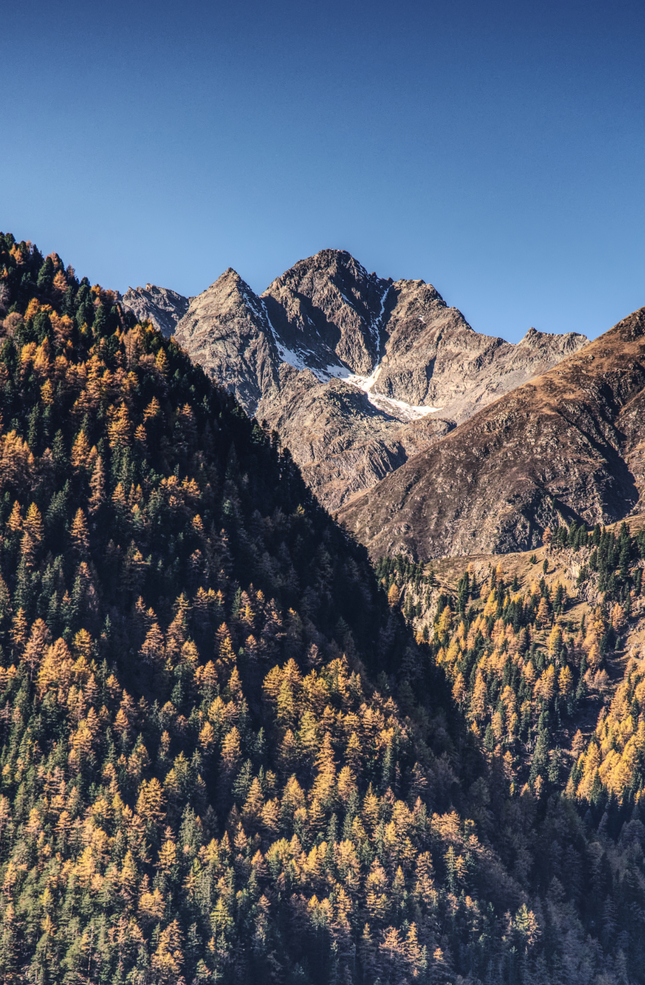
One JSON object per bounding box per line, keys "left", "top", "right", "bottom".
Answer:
{"left": 0, "top": 233, "right": 644, "bottom": 984}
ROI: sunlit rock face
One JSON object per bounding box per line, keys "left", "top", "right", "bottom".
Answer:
{"left": 339, "top": 307, "right": 645, "bottom": 560}
{"left": 121, "top": 284, "right": 190, "bottom": 337}
{"left": 166, "top": 249, "right": 587, "bottom": 512}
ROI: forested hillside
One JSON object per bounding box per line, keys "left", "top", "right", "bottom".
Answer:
{"left": 0, "top": 234, "right": 643, "bottom": 985}
{"left": 379, "top": 521, "right": 645, "bottom": 803}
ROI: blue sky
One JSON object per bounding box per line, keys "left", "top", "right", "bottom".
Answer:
{"left": 2, "top": 0, "right": 644, "bottom": 342}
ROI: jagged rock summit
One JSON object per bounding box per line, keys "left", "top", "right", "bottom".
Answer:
{"left": 139, "top": 250, "right": 589, "bottom": 511}
{"left": 173, "top": 268, "right": 282, "bottom": 415}
{"left": 120, "top": 283, "right": 190, "bottom": 337}
{"left": 262, "top": 249, "right": 391, "bottom": 377}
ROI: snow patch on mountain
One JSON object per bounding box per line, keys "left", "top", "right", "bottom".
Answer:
{"left": 372, "top": 283, "right": 390, "bottom": 355}
{"left": 323, "top": 360, "right": 441, "bottom": 420}
{"left": 365, "top": 393, "right": 440, "bottom": 420}
{"left": 261, "top": 299, "right": 330, "bottom": 382}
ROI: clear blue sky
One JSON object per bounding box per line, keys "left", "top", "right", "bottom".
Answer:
{"left": 2, "top": 0, "right": 644, "bottom": 342}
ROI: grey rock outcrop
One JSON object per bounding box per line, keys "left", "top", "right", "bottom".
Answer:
{"left": 174, "top": 270, "right": 281, "bottom": 415}
{"left": 121, "top": 284, "right": 190, "bottom": 337}
{"left": 262, "top": 249, "right": 390, "bottom": 376}
{"left": 254, "top": 367, "right": 455, "bottom": 511}
{"left": 375, "top": 288, "right": 588, "bottom": 425}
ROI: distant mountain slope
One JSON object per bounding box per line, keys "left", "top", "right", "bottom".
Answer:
{"left": 339, "top": 307, "right": 645, "bottom": 559}
{"left": 172, "top": 250, "right": 587, "bottom": 509}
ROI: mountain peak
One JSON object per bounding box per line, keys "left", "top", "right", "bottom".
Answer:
{"left": 261, "top": 249, "right": 392, "bottom": 378}
{"left": 220, "top": 266, "right": 244, "bottom": 281}
{"left": 202, "top": 266, "right": 256, "bottom": 300}
{"left": 120, "top": 283, "right": 189, "bottom": 337}
{"left": 263, "top": 248, "right": 375, "bottom": 299}
{"left": 173, "top": 267, "right": 278, "bottom": 417}
{"left": 125, "top": 251, "right": 591, "bottom": 514}
{"left": 517, "top": 324, "right": 590, "bottom": 354}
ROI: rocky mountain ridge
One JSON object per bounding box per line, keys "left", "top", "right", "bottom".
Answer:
{"left": 338, "top": 306, "right": 645, "bottom": 559}
{"left": 120, "top": 282, "right": 190, "bottom": 337}
{"left": 126, "top": 250, "right": 587, "bottom": 511}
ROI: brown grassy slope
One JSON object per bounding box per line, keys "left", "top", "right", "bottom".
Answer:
{"left": 339, "top": 307, "right": 645, "bottom": 560}
{"left": 426, "top": 512, "right": 645, "bottom": 593}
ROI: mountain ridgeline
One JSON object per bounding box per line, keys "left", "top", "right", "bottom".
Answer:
{"left": 122, "top": 250, "right": 645, "bottom": 563}
{"left": 123, "top": 250, "right": 587, "bottom": 512}
{"left": 339, "top": 306, "right": 645, "bottom": 559}
{"left": 0, "top": 234, "right": 644, "bottom": 985}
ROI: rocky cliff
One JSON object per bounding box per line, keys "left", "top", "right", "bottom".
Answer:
{"left": 120, "top": 283, "right": 190, "bottom": 337}
{"left": 338, "top": 307, "right": 645, "bottom": 559}
{"left": 173, "top": 269, "right": 282, "bottom": 414}
{"left": 167, "top": 250, "right": 588, "bottom": 510}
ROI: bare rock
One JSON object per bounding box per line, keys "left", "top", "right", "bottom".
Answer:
{"left": 166, "top": 249, "right": 589, "bottom": 514}
{"left": 256, "top": 366, "right": 455, "bottom": 511}
{"left": 174, "top": 270, "right": 280, "bottom": 416}
{"left": 120, "top": 284, "right": 189, "bottom": 337}
{"left": 375, "top": 283, "right": 588, "bottom": 423}
{"left": 262, "top": 249, "right": 390, "bottom": 376}
{"left": 338, "top": 307, "right": 645, "bottom": 560}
